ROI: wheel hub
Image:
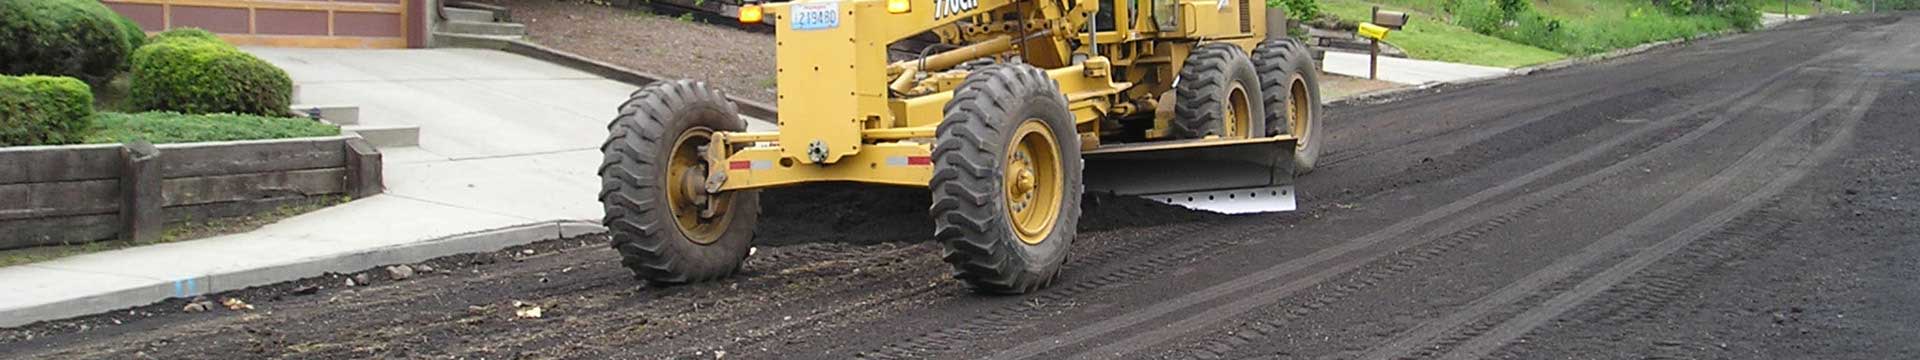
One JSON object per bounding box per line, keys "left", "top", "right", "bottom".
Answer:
{"left": 667, "top": 128, "right": 732, "bottom": 245}
{"left": 1227, "top": 84, "right": 1251, "bottom": 138}
{"left": 1289, "top": 76, "right": 1312, "bottom": 150}
{"left": 1004, "top": 120, "right": 1063, "bottom": 246}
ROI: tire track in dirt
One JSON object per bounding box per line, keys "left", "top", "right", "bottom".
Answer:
{"left": 854, "top": 46, "right": 1785, "bottom": 359}
{"left": 857, "top": 82, "right": 1677, "bottom": 359}
{"left": 1431, "top": 79, "right": 1884, "bottom": 360}
{"left": 856, "top": 219, "right": 1253, "bottom": 359}
{"left": 1490, "top": 206, "right": 1798, "bottom": 359}
{"left": 1314, "top": 60, "right": 1700, "bottom": 170}
{"left": 853, "top": 83, "right": 1678, "bottom": 358}
{"left": 468, "top": 242, "right": 949, "bottom": 358}
{"left": 1355, "top": 74, "right": 1874, "bottom": 360}
{"left": 1032, "top": 48, "right": 1838, "bottom": 360}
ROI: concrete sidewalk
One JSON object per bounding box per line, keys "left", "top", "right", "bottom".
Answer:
{"left": 1319, "top": 51, "right": 1512, "bottom": 85}
{"left": 0, "top": 48, "right": 777, "bottom": 327}
{"left": 1763, "top": 13, "right": 1810, "bottom": 28}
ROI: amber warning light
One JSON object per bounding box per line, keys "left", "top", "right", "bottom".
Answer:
{"left": 740, "top": 4, "right": 764, "bottom": 24}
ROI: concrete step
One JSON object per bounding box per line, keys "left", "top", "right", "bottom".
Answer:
{"left": 431, "top": 32, "right": 518, "bottom": 49}
{"left": 442, "top": 20, "right": 525, "bottom": 37}
{"left": 343, "top": 124, "right": 421, "bottom": 148}
{"left": 443, "top": 7, "right": 496, "bottom": 22}
{"left": 291, "top": 104, "right": 360, "bottom": 125}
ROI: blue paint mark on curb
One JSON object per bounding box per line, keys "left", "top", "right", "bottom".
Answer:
{"left": 172, "top": 278, "right": 198, "bottom": 298}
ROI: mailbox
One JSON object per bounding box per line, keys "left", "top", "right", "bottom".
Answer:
{"left": 1357, "top": 23, "right": 1390, "bottom": 41}
{"left": 1373, "top": 10, "right": 1410, "bottom": 30}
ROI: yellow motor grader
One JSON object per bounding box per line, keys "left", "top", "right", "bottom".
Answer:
{"left": 599, "top": 0, "right": 1322, "bottom": 293}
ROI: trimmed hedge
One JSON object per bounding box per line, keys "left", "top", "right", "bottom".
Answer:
{"left": 0, "top": 0, "right": 136, "bottom": 85}
{"left": 87, "top": 111, "right": 339, "bottom": 144}
{"left": 0, "top": 75, "right": 95, "bottom": 147}
{"left": 130, "top": 34, "right": 294, "bottom": 116}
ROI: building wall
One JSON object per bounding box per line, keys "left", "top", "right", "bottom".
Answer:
{"left": 104, "top": 0, "right": 428, "bottom": 48}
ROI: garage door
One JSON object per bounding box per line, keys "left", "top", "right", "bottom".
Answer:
{"left": 104, "top": 0, "right": 427, "bottom": 48}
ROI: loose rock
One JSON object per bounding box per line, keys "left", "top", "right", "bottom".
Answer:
{"left": 222, "top": 298, "right": 254, "bottom": 311}
{"left": 386, "top": 265, "right": 416, "bottom": 280}
{"left": 290, "top": 285, "right": 320, "bottom": 296}
{"left": 515, "top": 306, "right": 544, "bottom": 319}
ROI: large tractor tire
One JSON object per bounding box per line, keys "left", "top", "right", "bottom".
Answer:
{"left": 930, "top": 63, "right": 1084, "bottom": 294}
{"left": 600, "top": 80, "right": 761, "bottom": 285}
{"left": 1253, "top": 38, "right": 1325, "bottom": 174}
{"left": 1172, "top": 43, "right": 1266, "bottom": 139}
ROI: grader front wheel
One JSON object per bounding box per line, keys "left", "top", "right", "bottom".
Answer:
{"left": 930, "top": 64, "right": 1084, "bottom": 294}
{"left": 600, "top": 80, "right": 760, "bottom": 285}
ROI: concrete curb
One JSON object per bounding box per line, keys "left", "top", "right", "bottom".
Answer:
{"left": 0, "top": 220, "right": 609, "bottom": 328}
{"left": 431, "top": 33, "right": 781, "bottom": 122}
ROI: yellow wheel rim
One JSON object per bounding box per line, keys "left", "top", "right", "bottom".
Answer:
{"left": 1004, "top": 119, "right": 1064, "bottom": 246}
{"left": 1288, "top": 75, "right": 1313, "bottom": 150}
{"left": 1226, "top": 83, "right": 1252, "bottom": 139}
{"left": 665, "top": 127, "right": 733, "bottom": 245}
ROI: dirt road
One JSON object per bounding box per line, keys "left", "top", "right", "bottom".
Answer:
{"left": 4, "top": 14, "right": 1918, "bottom": 360}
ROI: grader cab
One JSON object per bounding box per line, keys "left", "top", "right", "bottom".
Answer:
{"left": 599, "top": 0, "right": 1322, "bottom": 293}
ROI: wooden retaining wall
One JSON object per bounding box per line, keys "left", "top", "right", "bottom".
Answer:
{"left": 0, "top": 136, "right": 382, "bottom": 250}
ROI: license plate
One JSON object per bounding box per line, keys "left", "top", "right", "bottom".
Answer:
{"left": 790, "top": 2, "right": 839, "bottom": 31}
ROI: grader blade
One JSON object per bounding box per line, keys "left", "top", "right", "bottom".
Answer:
{"left": 1083, "top": 136, "right": 1299, "bottom": 214}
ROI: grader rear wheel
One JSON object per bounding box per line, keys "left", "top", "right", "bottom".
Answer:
{"left": 1253, "top": 38, "right": 1325, "bottom": 174}
{"left": 1172, "top": 43, "right": 1266, "bottom": 140}
{"left": 930, "top": 64, "right": 1083, "bottom": 294}
{"left": 599, "top": 80, "right": 760, "bottom": 285}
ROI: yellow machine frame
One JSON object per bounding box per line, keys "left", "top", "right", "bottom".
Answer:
{"left": 703, "top": 0, "right": 1285, "bottom": 193}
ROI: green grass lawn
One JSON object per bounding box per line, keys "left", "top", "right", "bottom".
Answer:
{"left": 1321, "top": 0, "right": 1567, "bottom": 68}
{"left": 85, "top": 111, "right": 339, "bottom": 144}
{"left": 1316, "top": 0, "right": 1758, "bottom": 66}
{"left": 1765, "top": 0, "right": 1861, "bottom": 14}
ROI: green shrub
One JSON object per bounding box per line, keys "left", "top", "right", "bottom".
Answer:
{"left": 0, "top": 0, "right": 139, "bottom": 85}
{"left": 0, "top": 75, "right": 95, "bottom": 147}
{"left": 1883, "top": 0, "right": 1920, "bottom": 10}
{"left": 86, "top": 112, "right": 339, "bottom": 144}
{"left": 149, "top": 27, "right": 219, "bottom": 45}
{"left": 1446, "top": 0, "right": 1505, "bottom": 34}
{"left": 1711, "top": 2, "right": 1762, "bottom": 30}
{"left": 110, "top": 13, "right": 146, "bottom": 57}
{"left": 1268, "top": 0, "right": 1321, "bottom": 22}
{"left": 1494, "top": 0, "right": 1531, "bottom": 19}
{"left": 130, "top": 38, "right": 294, "bottom": 116}
{"left": 1667, "top": 0, "right": 1697, "bottom": 14}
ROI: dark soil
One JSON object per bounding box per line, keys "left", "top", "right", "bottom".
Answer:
{"left": 755, "top": 183, "right": 1220, "bottom": 246}
{"left": 3, "top": 14, "right": 1918, "bottom": 360}
{"left": 1497, "top": 64, "right": 1920, "bottom": 360}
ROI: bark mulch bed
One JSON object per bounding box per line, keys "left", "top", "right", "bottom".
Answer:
{"left": 487, "top": 0, "right": 778, "bottom": 103}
